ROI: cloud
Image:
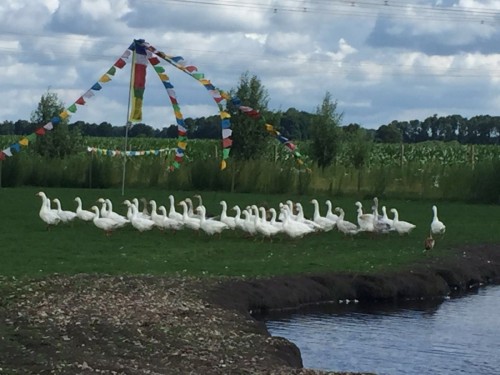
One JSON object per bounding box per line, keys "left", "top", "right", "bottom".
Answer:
{"left": 1, "top": 0, "right": 500, "bottom": 131}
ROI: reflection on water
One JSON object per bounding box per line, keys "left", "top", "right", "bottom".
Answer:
{"left": 264, "top": 286, "right": 500, "bottom": 375}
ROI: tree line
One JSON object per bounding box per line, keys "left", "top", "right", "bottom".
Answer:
{"left": 1, "top": 106, "right": 499, "bottom": 146}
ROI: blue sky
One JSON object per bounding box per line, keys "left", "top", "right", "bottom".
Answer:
{"left": 1, "top": 0, "right": 500, "bottom": 130}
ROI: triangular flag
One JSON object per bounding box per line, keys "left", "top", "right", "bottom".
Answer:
{"left": 114, "top": 58, "right": 126, "bottom": 69}
{"left": 10, "top": 143, "right": 20, "bottom": 153}
{"left": 83, "top": 90, "right": 95, "bottom": 99}
{"left": 75, "top": 97, "right": 85, "bottom": 105}
{"left": 68, "top": 104, "right": 77, "bottom": 113}
{"left": 44, "top": 123, "right": 54, "bottom": 130}
{"left": 59, "top": 110, "right": 69, "bottom": 119}
{"left": 107, "top": 66, "right": 117, "bottom": 76}
{"left": 99, "top": 74, "right": 111, "bottom": 83}
{"left": 19, "top": 138, "right": 29, "bottom": 147}
{"left": 3, "top": 148, "right": 12, "bottom": 157}
{"left": 220, "top": 159, "right": 227, "bottom": 170}
{"left": 35, "top": 128, "right": 46, "bottom": 135}
{"left": 92, "top": 83, "right": 102, "bottom": 90}
{"left": 0, "top": 151, "right": 5, "bottom": 160}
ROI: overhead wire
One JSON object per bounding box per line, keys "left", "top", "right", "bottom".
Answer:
{"left": 0, "top": 0, "right": 499, "bottom": 80}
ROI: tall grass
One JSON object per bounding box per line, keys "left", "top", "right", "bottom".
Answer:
{"left": 1, "top": 150, "right": 500, "bottom": 202}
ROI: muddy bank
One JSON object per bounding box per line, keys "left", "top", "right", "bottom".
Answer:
{"left": 0, "top": 244, "right": 498, "bottom": 374}
{"left": 208, "top": 243, "right": 500, "bottom": 315}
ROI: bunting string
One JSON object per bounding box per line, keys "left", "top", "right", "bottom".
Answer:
{"left": 0, "top": 39, "right": 305, "bottom": 171}
{"left": 147, "top": 51, "right": 188, "bottom": 171}
{"left": 139, "top": 41, "right": 232, "bottom": 170}
{"left": 0, "top": 46, "right": 133, "bottom": 161}
{"left": 229, "top": 95, "right": 306, "bottom": 168}
{"left": 87, "top": 146, "right": 174, "bottom": 157}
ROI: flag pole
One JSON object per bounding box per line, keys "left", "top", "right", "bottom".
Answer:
{"left": 122, "top": 42, "right": 136, "bottom": 196}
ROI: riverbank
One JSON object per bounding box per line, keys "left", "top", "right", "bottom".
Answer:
{"left": 1, "top": 244, "right": 499, "bottom": 374}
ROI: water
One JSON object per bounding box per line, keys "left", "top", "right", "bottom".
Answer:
{"left": 264, "top": 286, "right": 500, "bottom": 375}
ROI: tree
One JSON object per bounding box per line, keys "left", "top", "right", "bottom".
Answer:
{"left": 32, "top": 91, "right": 82, "bottom": 158}
{"left": 228, "top": 72, "right": 271, "bottom": 161}
{"left": 375, "top": 123, "right": 402, "bottom": 143}
{"left": 309, "top": 92, "right": 342, "bottom": 170}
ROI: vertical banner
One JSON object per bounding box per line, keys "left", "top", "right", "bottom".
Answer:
{"left": 129, "top": 39, "right": 148, "bottom": 123}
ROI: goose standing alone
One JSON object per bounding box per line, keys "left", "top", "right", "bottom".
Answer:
{"left": 431, "top": 205, "right": 446, "bottom": 235}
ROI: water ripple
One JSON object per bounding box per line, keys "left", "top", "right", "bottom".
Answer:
{"left": 265, "top": 286, "right": 500, "bottom": 375}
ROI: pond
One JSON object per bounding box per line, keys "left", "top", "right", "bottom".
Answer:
{"left": 264, "top": 286, "right": 500, "bottom": 375}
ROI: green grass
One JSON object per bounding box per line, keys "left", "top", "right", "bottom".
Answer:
{"left": 1, "top": 187, "right": 500, "bottom": 278}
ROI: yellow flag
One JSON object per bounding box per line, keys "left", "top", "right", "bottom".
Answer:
{"left": 220, "top": 160, "right": 227, "bottom": 170}
{"left": 99, "top": 74, "right": 111, "bottom": 83}
{"left": 19, "top": 138, "right": 29, "bottom": 146}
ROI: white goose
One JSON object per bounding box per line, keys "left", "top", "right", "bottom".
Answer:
{"left": 168, "top": 195, "right": 183, "bottom": 222}
{"left": 178, "top": 200, "right": 201, "bottom": 231}
{"left": 280, "top": 206, "right": 315, "bottom": 239}
{"left": 157, "top": 205, "right": 184, "bottom": 231}
{"left": 219, "top": 200, "right": 237, "bottom": 229}
{"left": 52, "top": 198, "right": 77, "bottom": 223}
{"left": 431, "top": 205, "right": 446, "bottom": 235}
{"left": 36, "top": 191, "right": 60, "bottom": 229}
{"left": 90, "top": 205, "right": 121, "bottom": 236}
{"left": 268, "top": 208, "right": 284, "bottom": 232}
{"left": 126, "top": 202, "right": 155, "bottom": 232}
{"left": 104, "top": 198, "right": 129, "bottom": 225}
{"left": 197, "top": 206, "right": 229, "bottom": 236}
{"left": 255, "top": 206, "right": 281, "bottom": 238}
{"left": 380, "top": 206, "right": 394, "bottom": 231}
{"left": 355, "top": 201, "right": 374, "bottom": 232}
{"left": 184, "top": 198, "right": 199, "bottom": 219}
{"left": 132, "top": 198, "right": 151, "bottom": 220}
{"left": 371, "top": 205, "right": 391, "bottom": 234}
{"left": 390, "top": 208, "right": 416, "bottom": 235}
{"left": 325, "top": 200, "right": 339, "bottom": 224}
{"left": 74, "top": 197, "right": 95, "bottom": 221}
{"left": 97, "top": 198, "right": 128, "bottom": 225}
{"left": 311, "top": 199, "right": 336, "bottom": 231}
{"left": 335, "top": 207, "right": 359, "bottom": 236}
{"left": 241, "top": 209, "right": 258, "bottom": 236}
{"left": 232, "top": 205, "right": 246, "bottom": 231}
{"left": 295, "top": 203, "right": 322, "bottom": 231}
{"left": 149, "top": 200, "right": 169, "bottom": 229}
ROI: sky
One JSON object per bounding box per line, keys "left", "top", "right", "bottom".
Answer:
{"left": 1, "top": 0, "right": 500, "bottom": 130}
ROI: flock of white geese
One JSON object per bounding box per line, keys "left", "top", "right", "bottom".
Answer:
{"left": 36, "top": 192, "right": 446, "bottom": 245}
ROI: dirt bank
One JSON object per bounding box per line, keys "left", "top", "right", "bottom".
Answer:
{"left": 210, "top": 244, "right": 500, "bottom": 316}
{"left": 0, "top": 244, "right": 498, "bottom": 374}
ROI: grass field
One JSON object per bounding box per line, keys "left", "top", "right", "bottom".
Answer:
{"left": 2, "top": 186, "right": 500, "bottom": 278}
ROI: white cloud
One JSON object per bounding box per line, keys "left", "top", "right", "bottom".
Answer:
{"left": 0, "top": 0, "right": 499, "bottom": 132}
